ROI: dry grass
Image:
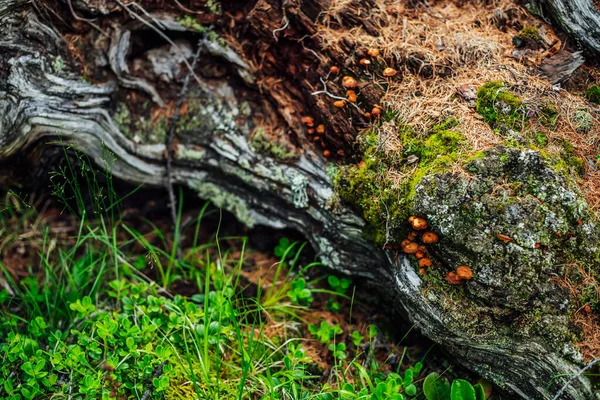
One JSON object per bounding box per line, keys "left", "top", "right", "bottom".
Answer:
{"left": 554, "top": 265, "right": 600, "bottom": 361}
{"left": 316, "top": 0, "right": 600, "bottom": 209}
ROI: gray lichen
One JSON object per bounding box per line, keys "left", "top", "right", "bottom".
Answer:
{"left": 413, "top": 146, "right": 599, "bottom": 345}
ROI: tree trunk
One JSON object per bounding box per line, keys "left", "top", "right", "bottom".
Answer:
{"left": 2, "top": 0, "right": 600, "bottom": 398}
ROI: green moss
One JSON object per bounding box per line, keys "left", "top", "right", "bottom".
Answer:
{"left": 548, "top": 140, "right": 586, "bottom": 177}
{"left": 533, "top": 131, "right": 549, "bottom": 147}
{"left": 538, "top": 103, "right": 559, "bottom": 129}
{"left": 334, "top": 124, "right": 467, "bottom": 245}
{"left": 250, "top": 127, "right": 297, "bottom": 161}
{"left": 518, "top": 26, "right": 541, "bottom": 42}
{"left": 476, "top": 81, "right": 525, "bottom": 130}
{"left": 585, "top": 84, "right": 600, "bottom": 104}
{"left": 113, "top": 103, "right": 132, "bottom": 137}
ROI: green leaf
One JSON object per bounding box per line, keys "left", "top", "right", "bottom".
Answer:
{"left": 473, "top": 383, "right": 486, "bottom": 400}
{"left": 404, "top": 368, "right": 414, "bottom": 386}
{"left": 423, "top": 373, "right": 451, "bottom": 400}
{"left": 451, "top": 379, "right": 476, "bottom": 400}
{"left": 405, "top": 384, "right": 417, "bottom": 396}
{"left": 328, "top": 275, "right": 340, "bottom": 288}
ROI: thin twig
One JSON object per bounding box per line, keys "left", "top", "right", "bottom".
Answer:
{"left": 311, "top": 78, "right": 363, "bottom": 112}
{"left": 551, "top": 358, "right": 600, "bottom": 400}
{"left": 165, "top": 38, "right": 204, "bottom": 260}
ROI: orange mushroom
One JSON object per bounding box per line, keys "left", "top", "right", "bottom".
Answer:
{"left": 333, "top": 100, "right": 346, "bottom": 108}
{"left": 383, "top": 67, "right": 397, "bottom": 77}
{"left": 359, "top": 58, "right": 371, "bottom": 66}
{"left": 371, "top": 107, "right": 381, "bottom": 117}
{"left": 346, "top": 90, "right": 358, "bottom": 103}
{"left": 419, "top": 268, "right": 427, "bottom": 275}
{"left": 330, "top": 66, "right": 340, "bottom": 74}
{"left": 418, "top": 258, "right": 432, "bottom": 268}
{"left": 415, "top": 251, "right": 425, "bottom": 259}
{"left": 367, "top": 48, "right": 380, "bottom": 57}
{"left": 446, "top": 272, "right": 464, "bottom": 285}
{"left": 316, "top": 124, "right": 325, "bottom": 134}
{"left": 456, "top": 265, "right": 473, "bottom": 280}
{"left": 417, "top": 245, "right": 428, "bottom": 254}
{"left": 402, "top": 242, "right": 419, "bottom": 254}
{"left": 410, "top": 217, "right": 428, "bottom": 230}
{"left": 301, "top": 116, "right": 314, "bottom": 127}
{"left": 401, "top": 239, "right": 412, "bottom": 248}
{"left": 342, "top": 76, "right": 358, "bottom": 89}
{"left": 422, "top": 232, "right": 439, "bottom": 244}
{"left": 323, "top": 150, "right": 331, "bottom": 157}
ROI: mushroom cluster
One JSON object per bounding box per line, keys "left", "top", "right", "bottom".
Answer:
{"left": 300, "top": 48, "right": 401, "bottom": 158}
{"left": 301, "top": 115, "right": 344, "bottom": 157}
{"left": 401, "top": 216, "right": 439, "bottom": 275}
{"left": 446, "top": 265, "right": 473, "bottom": 285}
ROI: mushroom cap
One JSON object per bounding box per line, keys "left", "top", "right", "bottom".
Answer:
{"left": 411, "top": 217, "right": 428, "bottom": 230}
{"left": 342, "top": 76, "right": 358, "bottom": 88}
{"left": 316, "top": 124, "right": 325, "bottom": 134}
{"left": 446, "top": 272, "right": 464, "bottom": 285}
{"left": 383, "top": 67, "right": 397, "bottom": 77}
{"left": 402, "top": 242, "right": 419, "bottom": 254}
{"left": 400, "top": 239, "right": 412, "bottom": 247}
{"left": 330, "top": 66, "right": 340, "bottom": 73}
{"left": 417, "top": 245, "right": 428, "bottom": 254}
{"left": 456, "top": 265, "right": 473, "bottom": 280}
{"left": 368, "top": 48, "right": 380, "bottom": 57}
{"left": 418, "top": 257, "right": 432, "bottom": 267}
{"left": 359, "top": 58, "right": 371, "bottom": 65}
{"left": 415, "top": 251, "right": 425, "bottom": 259}
{"left": 371, "top": 107, "right": 381, "bottom": 116}
{"left": 419, "top": 268, "right": 426, "bottom": 275}
{"left": 408, "top": 216, "right": 416, "bottom": 223}
{"left": 422, "top": 231, "right": 439, "bottom": 244}
{"left": 301, "top": 116, "right": 314, "bottom": 127}
{"left": 333, "top": 100, "right": 346, "bottom": 108}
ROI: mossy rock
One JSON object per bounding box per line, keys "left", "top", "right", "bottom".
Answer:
{"left": 412, "top": 147, "right": 599, "bottom": 342}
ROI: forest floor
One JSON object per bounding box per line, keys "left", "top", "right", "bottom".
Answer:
{"left": 0, "top": 154, "right": 487, "bottom": 399}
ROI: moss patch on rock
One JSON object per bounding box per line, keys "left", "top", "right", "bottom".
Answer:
{"left": 334, "top": 120, "right": 468, "bottom": 245}
{"left": 476, "top": 81, "right": 525, "bottom": 131}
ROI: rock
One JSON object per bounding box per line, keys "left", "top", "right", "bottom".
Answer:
{"left": 414, "top": 145, "right": 597, "bottom": 342}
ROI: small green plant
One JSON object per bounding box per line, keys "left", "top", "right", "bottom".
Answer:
{"left": 423, "top": 373, "right": 487, "bottom": 400}
{"left": 328, "top": 275, "right": 352, "bottom": 294}
{"left": 585, "top": 84, "right": 600, "bottom": 104}
{"left": 328, "top": 342, "right": 347, "bottom": 360}
{"left": 287, "top": 278, "right": 314, "bottom": 305}
{"left": 309, "top": 321, "right": 343, "bottom": 344}
{"left": 351, "top": 330, "right": 364, "bottom": 347}
{"left": 275, "top": 237, "right": 293, "bottom": 258}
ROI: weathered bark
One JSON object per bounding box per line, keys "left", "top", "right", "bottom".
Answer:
{"left": 1, "top": 0, "right": 600, "bottom": 399}
{"left": 540, "top": 0, "right": 600, "bottom": 53}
